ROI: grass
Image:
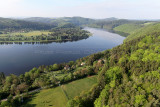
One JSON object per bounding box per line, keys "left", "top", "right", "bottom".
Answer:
{"left": 23, "top": 76, "right": 97, "bottom": 107}
{"left": 143, "top": 22, "right": 155, "bottom": 26}
{"left": 61, "top": 76, "right": 97, "bottom": 99}
{"left": 113, "top": 22, "right": 155, "bottom": 37}
{"left": 23, "top": 87, "right": 68, "bottom": 107}
{"left": 114, "top": 23, "right": 144, "bottom": 34}
{"left": 125, "top": 22, "right": 160, "bottom": 42}
{"left": 0, "top": 31, "right": 50, "bottom": 37}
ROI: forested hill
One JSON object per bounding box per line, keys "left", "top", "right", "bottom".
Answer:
{"left": 88, "top": 19, "right": 156, "bottom": 36}
{"left": 24, "top": 17, "right": 95, "bottom": 26}
{"left": 125, "top": 22, "right": 160, "bottom": 42}
{"left": 67, "top": 22, "right": 160, "bottom": 106}
{"left": 0, "top": 17, "right": 56, "bottom": 31}
{"left": 22, "top": 17, "right": 157, "bottom": 37}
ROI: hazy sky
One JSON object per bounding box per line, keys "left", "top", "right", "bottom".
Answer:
{"left": 0, "top": 0, "right": 160, "bottom": 19}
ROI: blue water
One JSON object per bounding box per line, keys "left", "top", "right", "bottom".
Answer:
{"left": 0, "top": 27, "right": 125, "bottom": 75}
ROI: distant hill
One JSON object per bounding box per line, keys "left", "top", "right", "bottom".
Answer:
{"left": 0, "top": 16, "right": 157, "bottom": 37}
{"left": 24, "top": 17, "right": 96, "bottom": 26}
{"left": 23, "top": 17, "right": 57, "bottom": 24}
{"left": 88, "top": 19, "right": 135, "bottom": 34}
{"left": 98, "top": 17, "right": 118, "bottom": 21}
{"left": 89, "top": 19, "right": 157, "bottom": 36}
{"left": 0, "top": 17, "right": 56, "bottom": 31}
{"left": 125, "top": 22, "right": 160, "bottom": 42}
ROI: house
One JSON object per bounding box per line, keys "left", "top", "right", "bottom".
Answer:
{"left": 64, "top": 65, "right": 70, "bottom": 70}
{"left": 81, "top": 62, "right": 86, "bottom": 66}
{"left": 98, "top": 59, "right": 102, "bottom": 63}
{"left": 98, "top": 59, "right": 105, "bottom": 64}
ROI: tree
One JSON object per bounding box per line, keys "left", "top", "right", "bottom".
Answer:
{"left": 52, "top": 64, "right": 59, "bottom": 71}
{"left": 0, "top": 72, "right": 5, "bottom": 85}
{"left": 17, "top": 83, "right": 29, "bottom": 93}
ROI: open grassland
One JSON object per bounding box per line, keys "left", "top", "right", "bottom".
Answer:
{"left": 61, "top": 75, "right": 97, "bottom": 99}
{"left": 114, "top": 22, "right": 155, "bottom": 35}
{"left": 125, "top": 22, "right": 160, "bottom": 42}
{"left": 0, "top": 31, "right": 50, "bottom": 37}
{"left": 23, "top": 87, "right": 68, "bottom": 107}
{"left": 114, "top": 24, "right": 144, "bottom": 34}
{"left": 23, "top": 76, "right": 97, "bottom": 107}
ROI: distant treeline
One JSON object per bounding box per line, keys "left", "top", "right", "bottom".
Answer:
{"left": 0, "top": 23, "right": 91, "bottom": 42}
{"left": 0, "top": 18, "right": 56, "bottom": 32}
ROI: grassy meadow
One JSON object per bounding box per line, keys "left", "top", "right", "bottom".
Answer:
{"left": 113, "top": 22, "right": 155, "bottom": 35}
{"left": 22, "top": 76, "right": 97, "bottom": 107}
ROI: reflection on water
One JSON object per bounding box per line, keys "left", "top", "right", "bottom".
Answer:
{"left": 0, "top": 39, "right": 88, "bottom": 45}
{"left": 0, "top": 27, "right": 125, "bottom": 75}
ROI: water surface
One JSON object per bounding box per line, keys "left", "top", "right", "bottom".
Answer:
{"left": 0, "top": 27, "right": 125, "bottom": 75}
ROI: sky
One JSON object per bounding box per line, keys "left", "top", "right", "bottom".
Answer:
{"left": 0, "top": 0, "right": 160, "bottom": 19}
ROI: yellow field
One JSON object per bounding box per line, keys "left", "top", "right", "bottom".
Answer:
{"left": 0, "top": 31, "right": 50, "bottom": 37}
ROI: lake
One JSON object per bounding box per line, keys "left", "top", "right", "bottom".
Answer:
{"left": 0, "top": 27, "right": 125, "bottom": 75}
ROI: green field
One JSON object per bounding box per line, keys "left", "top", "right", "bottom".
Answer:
{"left": 23, "top": 76, "right": 97, "bottom": 107}
{"left": 113, "top": 22, "right": 155, "bottom": 36}
{"left": 113, "top": 23, "right": 144, "bottom": 34}
{"left": 0, "top": 31, "right": 50, "bottom": 37}
{"left": 125, "top": 22, "right": 160, "bottom": 42}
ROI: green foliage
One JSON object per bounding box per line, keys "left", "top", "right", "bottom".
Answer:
{"left": 67, "top": 22, "right": 160, "bottom": 107}
{"left": 0, "top": 26, "right": 90, "bottom": 42}
{"left": 105, "top": 66, "right": 122, "bottom": 83}
{"left": 52, "top": 64, "right": 59, "bottom": 71}
{"left": 94, "top": 85, "right": 110, "bottom": 107}
{"left": 0, "top": 17, "right": 55, "bottom": 31}
{"left": 88, "top": 19, "right": 150, "bottom": 37}
{"left": 24, "top": 16, "right": 95, "bottom": 26}
{"left": 135, "top": 95, "right": 147, "bottom": 105}
{"left": 0, "top": 101, "right": 11, "bottom": 107}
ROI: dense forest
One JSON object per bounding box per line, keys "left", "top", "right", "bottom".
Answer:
{"left": 24, "top": 17, "right": 95, "bottom": 26}
{"left": 0, "top": 17, "right": 56, "bottom": 32}
{"left": 67, "top": 22, "right": 160, "bottom": 107}
{"left": 0, "top": 17, "right": 160, "bottom": 106}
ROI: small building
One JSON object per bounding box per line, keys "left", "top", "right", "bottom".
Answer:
{"left": 98, "top": 59, "right": 102, "bottom": 63}
{"left": 81, "top": 62, "right": 86, "bottom": 66}
{"left": 64, "top": 65, "right": 70, "bottom": 70}
{"left": 98, "top": 59, "right": 105, "bottom": 64}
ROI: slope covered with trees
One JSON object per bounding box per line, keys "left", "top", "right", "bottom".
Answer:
{"left": 24, "top": 17, "right": 95, "bottom": 26}
{"left": 0, "top": 17, "right": 55, "bottom": 32}
{"left": 67, "top": 22, "right": 160, "bottom": 107}
{"left": 125, "top": 22, "right": 160, "bottom": 42}
{"left": 89, "top": 19, "right": 155, "bottom": 37}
